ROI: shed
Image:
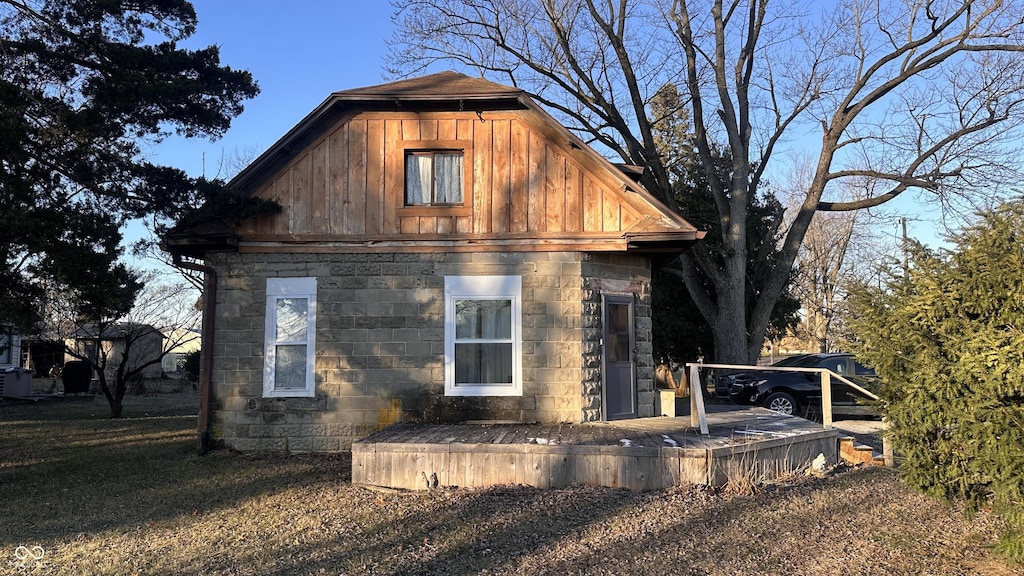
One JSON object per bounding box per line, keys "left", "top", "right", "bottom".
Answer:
{"left": 68, "top": 322, "right": 165, "bottom": 381}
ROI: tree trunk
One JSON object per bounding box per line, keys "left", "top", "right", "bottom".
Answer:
{"left": 711, "top": 288, "right": 751, "bottom": 365}
{"left": 96, "top": 374, "right": 125, "bottom": 418}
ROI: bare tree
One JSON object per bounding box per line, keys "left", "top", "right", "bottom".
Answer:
{"left": 46, "top": 272, "right": 201, "bottom": 417}
{"left": 390, "top": 0, "right": 1024, "bottom": 363}
{"left": 133, "top": 143, "right": 265, "bottom": 291}
{"left": 776, "top": 154, "right": 857, "bottom": 353}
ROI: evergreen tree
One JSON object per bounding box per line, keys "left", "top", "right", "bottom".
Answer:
{"left": 0, "top": 0, "right": 259, "bottom": 330}
{"left": 849, "top": 201, "right": 1024, "bottom": 562}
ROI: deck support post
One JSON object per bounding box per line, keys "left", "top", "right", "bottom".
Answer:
{"left": 882, "top": 416, "right": 894, "bottom": 467}
{"left": 688, "top": 364, "right": 709, "bottom": 435}
{"left": 820, "top": 372, "right": 833, "bottom": 429}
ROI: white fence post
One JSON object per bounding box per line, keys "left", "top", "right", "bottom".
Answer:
{"left": 688, "top": 364, "right": 709, "bottom": 435}
{"left": 820, "top": 371, "right": 833, "bottom": 429}
{"left": 882, "top": 416, "right": 894, "bottom": 467}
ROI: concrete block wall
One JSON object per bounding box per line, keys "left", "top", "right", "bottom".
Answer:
{"left": 205, "top": 251, "right": 590, "bottom": 451}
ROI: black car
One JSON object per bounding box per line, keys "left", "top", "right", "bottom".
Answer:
{"left": 715, "top": 353, "right": 878, "bottom": 417}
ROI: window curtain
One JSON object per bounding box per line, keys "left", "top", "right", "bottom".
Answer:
{"left": 434, "top": 153, "right": 462, "bottom": 203}
{"left": 405, "top": 155, "right": 431, "bottom": 204}
{"left": 274, "top": 298, "right": 308, "bottom": 390}
{"left": 455, "top": 299, "right": 512, "bottom": 385}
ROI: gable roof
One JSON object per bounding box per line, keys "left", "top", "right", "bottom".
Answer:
{"left": 227, "top": 72, "right": 530, "bottom": 195}
{"left": 333, "top": 70, "right": 523, "bottom": 100}
{"left": 71, "top": 323, "right": 164, "bottom": 341}
{"left": 167, "top": 72, "right": 703, "bottom": 256}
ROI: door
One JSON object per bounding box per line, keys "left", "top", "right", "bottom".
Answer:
{"left": 602, "top": 294, "right": 636, "bottom": 420}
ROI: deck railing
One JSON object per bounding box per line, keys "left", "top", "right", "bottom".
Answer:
{"left": 683, "top": 362, "right": 881, "bottom": 433}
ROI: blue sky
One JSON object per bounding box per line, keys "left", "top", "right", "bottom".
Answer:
{"left": 134, "top": 0, "right": 940, "bottom": 263}
{"left": 148, "top": 2, "right": 403, "bottom": 179}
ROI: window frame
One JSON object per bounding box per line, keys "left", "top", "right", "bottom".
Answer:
{"left": 444, "top": 275, "right": 523, "bottom": 397}
{"left": 263, "top": 277, "right": 317, "bottom": 398}
{"left": 397, "top": 140, "right": 473, "bottom": 217}
{"left": 0, "top": 325, "right": 14, "bottom": 367}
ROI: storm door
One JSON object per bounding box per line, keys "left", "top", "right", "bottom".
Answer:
{"left": 602, "top": 294, "right": 636, "bottom": 420}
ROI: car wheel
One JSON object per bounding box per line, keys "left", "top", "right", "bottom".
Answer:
{"left": 764, "top": 391, "right": 799, "bottom": 415}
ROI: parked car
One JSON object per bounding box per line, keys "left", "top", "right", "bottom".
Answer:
{"left": 715, "top": 353, "right": 879, "bottom": 417}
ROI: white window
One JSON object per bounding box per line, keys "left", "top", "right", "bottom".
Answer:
{"left": 406, "top": 151, "right": 464, "bottom": 205}
{"left": 264, "top": 277, "right": 317, "bottom": 398}
{"left": 0, "top": 325, "right": 13, "bottom": 366}
{"left": 444, "top": 276, "right": 522, "bottom": 397}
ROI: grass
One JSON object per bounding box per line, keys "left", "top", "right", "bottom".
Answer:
{"left": 1, "top": 393, "right": 1018, "bottom": 575}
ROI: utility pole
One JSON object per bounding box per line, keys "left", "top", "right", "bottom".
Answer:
{"left": 901, "top": 217, "right": 909, "bottom": 274}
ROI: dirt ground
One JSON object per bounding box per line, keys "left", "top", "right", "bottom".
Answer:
{"left": 2, "top": 393, "right": 1021, "bottom": 575}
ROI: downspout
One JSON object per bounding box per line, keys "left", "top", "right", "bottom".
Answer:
{"left": 173, "top": 253, "right": 217, "bottom": 454}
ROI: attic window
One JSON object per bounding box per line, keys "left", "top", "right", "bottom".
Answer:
{"left": 405, "top": 151, "right": 463, "bottom": 205}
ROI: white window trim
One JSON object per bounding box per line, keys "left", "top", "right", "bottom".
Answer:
{"left": 0, "top": 325, "right": 16, "bottom": 367}
{"left": 263, "top": 277, "right": 317, "bottom": 398}
{"left": 444, "top": 275, "right": 522, "bottom": 397}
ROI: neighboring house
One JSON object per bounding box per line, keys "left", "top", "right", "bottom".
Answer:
{"left": 68, "top": 323, "right": 165, "bottom": 381}
{"left": 165, "top": 71, "right": 703, "bottom": 452}
{"left": 0, "top": 325, "right": 32, "bottom": 399}
{"left": 0, "top": 324, "right": 19, "bottom": 369}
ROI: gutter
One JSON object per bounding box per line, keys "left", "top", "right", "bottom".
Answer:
{"left": 172, "top": 253, "right": 217, "bottom": 454}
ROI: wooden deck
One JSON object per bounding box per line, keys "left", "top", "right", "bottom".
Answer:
{"left": 352, "top": 406, "right": 839, "bottom": 491}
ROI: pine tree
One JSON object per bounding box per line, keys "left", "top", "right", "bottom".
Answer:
{"left": 849, "top": 201, "right": 1024, "bottom": 562}
{"left": 0, "top": 0, "right": 259, "bottom": 329}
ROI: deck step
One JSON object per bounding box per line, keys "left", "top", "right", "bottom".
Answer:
{"left": 838, "top": 436, "right": 886, "bottom": 466}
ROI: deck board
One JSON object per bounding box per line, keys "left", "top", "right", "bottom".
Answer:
{"left": 353, "top": 406, "right": 840, "bottom": 490}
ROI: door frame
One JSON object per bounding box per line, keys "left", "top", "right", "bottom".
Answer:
{"left": 600, "top": 292, "right": 637, "bottom": 421}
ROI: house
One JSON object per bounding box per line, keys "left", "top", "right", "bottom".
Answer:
{"left": 0, "top": 324, "right": 33, "bottom": 399}
{"left": 164, "top": 71, "right": 703, "bottom": 452}
{"left": 0, "top": 324, "right": 19, "bottom": 369}
{"left": 68, "top": 323, "right": 165, "bottom": 381}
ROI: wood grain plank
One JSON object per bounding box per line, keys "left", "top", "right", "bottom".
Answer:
{"left": 383, "top": 119, "right": 403, "bottom": 233}
{"left": 620, "top": 207, "right": 640, "bottom": 230}
{"left": 509, "top": 119, "right": 528, "bottom": 232}
{"left": 265, "top": 177, "right": 287, "bottom": 235}
{"left": 545, "top": 147, "right": 565, "bottom": 232}
{"left": 456, "top": 118, "right": 473, "bottom": 141}
{"left": 310, "top": 141, "right": 328, "bottom": 234}
{"left": 436, "top": 216, "right": 453, "bottom": 235}
{"left": 419, "top": 118, "right": 438, "bottom": 140}
{"left": 473, "top": 118, "right": 492, "bottom": 233}
{"left": 565, "top": 163, "right": 583, "bottom": 232}
{"left": 402, "top": 118, "right": 420, "bottom": 141}
{"left": 437, "top": 118, "right": 457, "bottom": 141}
{"left": 491, "top": 119, "right": 510, "bottom": 233}
{"left": 527, "top": 129, "right": 546, "bottom": 233}
{"left": 583, "top": 175, "right": 602, "bottom": 232}
{"left": 419, "top": 216, "right": 437, "bottom": 234}
{"left": 291, "top": 153, "right": 311, "bottom": 234}
{"left": 365, "top": 118, "right": 385, "bottom": 235}
{"left": 328, "top": 125, "right": 348, "bottom": 234}
{"left": 400, "top": 217, "right": 419, "bottom": 234}
{"left": 603, "top": 190, "right": 621, "bottom": 232}
{"left": 347, "top": 119, "right": 367, "bottom": 235}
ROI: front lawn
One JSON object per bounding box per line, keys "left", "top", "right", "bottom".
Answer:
{"left": 0, "top": 394, "right": 1014, "bottom": 575}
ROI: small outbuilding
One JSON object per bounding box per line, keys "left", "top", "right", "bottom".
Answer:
{"left": 165, "top": 72, "right": 703, "bottom": 452}
{"left": 68, "top": 322, "right": 165, "bottom": 381}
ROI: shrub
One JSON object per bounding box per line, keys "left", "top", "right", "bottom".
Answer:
{"left": 182, "top": 350, "right": 201, "bottom": 377}
{"left": 848, "top": 201, "right": 1024, "bottom": 563}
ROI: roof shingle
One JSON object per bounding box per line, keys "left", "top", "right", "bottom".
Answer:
{"left": 333, "top": 71, "right": 523, "bottom": 100}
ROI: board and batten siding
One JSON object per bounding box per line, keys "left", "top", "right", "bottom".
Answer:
{"left": 235, "top": 110, "right": 645, "bottom": 240}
